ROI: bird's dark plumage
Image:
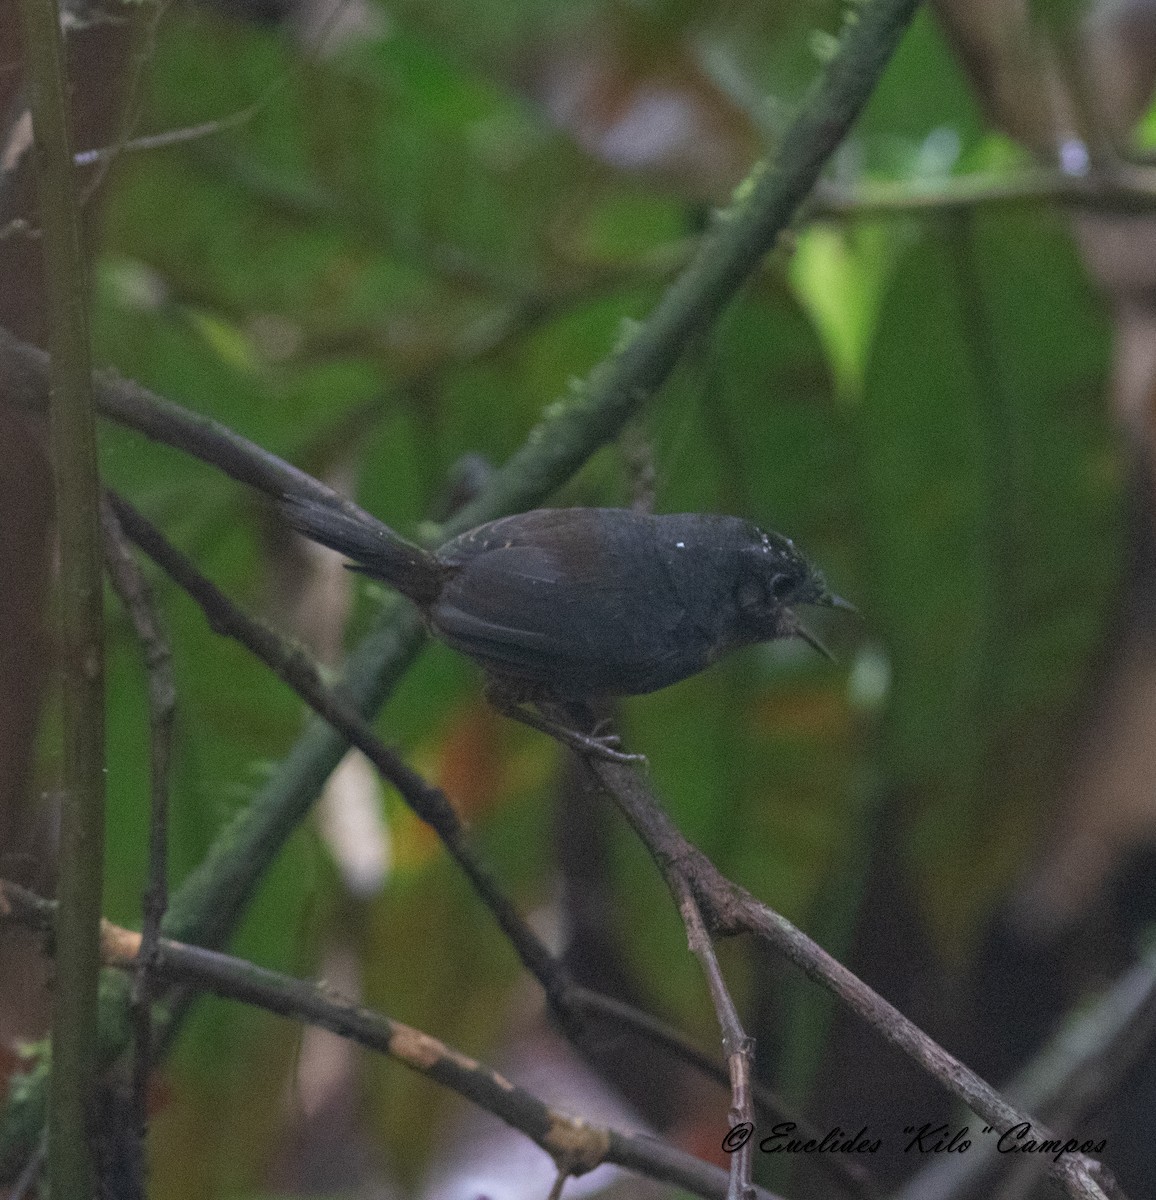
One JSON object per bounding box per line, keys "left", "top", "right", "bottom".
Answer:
{"left": 281, "top": 499, "right": 840, "bottom": 701}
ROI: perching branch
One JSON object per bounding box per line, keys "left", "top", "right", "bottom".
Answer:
{"left": 16, "top": 0, "right": 104, "bottom": 1194}
{"left": 583, "top": 757, "right": 1128, "bottom": 1200}
{"left": 0, "top": 881, "right": 784, "bottom": 1200}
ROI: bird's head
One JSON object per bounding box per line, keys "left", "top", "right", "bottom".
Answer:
{"left": 734, "top": 528, "right": 853, "bottom": 658}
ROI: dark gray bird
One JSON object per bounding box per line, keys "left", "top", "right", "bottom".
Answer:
{"left": 282, "top": 499, "right": 849, "bottom": 757}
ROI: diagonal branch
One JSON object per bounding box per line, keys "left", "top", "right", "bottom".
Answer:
{"left": 446, "top": 0, "right": 924, "bottom": 535}
{"left": 896, "top": 946, "right": 1156, "bottom": 1200}
{"left": 584, "top": 757, "right": 1129, "bottom": 1200}
{"left": 106, "top": 491, "right": 558, "bottom": 984}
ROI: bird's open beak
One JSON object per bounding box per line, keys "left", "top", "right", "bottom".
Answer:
{"left": 825, "top": 592, "right": 857, "bottom": 614}
{"left": 796, "top": 622, "right": 836, "bottom": 662}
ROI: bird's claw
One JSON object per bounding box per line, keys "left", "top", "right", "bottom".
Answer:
{"left": 485, "top": 685, "right": 646, "bottom": 764}
{"left": 568, "top": 728, "right": 646, "bottom": 765}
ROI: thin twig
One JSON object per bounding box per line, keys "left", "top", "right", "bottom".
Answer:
{"left": 73, "top": 0, "right": 356, "bottom": 188}
{"left": 75, "top": 0, "right": 173, "bottom": 207}
{"left": 675, "top": 880, "right": 756, "bottom": 1200}
{"left": 569, "top": 986, "right": 875, "bottom": 1197}
{"left": 809, "top": 163, "right": 1156, "bottom": 220}
{"left": 75, "top": 112, "right": 259, "bottom": 166}
{"left": 583, "top": 757, "right": 1127, "bottom": 1200}
{"left": 78, "top": 0, "right": 362, "bottom": 211}
{"left": 0, "top": 881, "right": 785, "bottom": 1200}
{"left": 17, "top": 0, "right": 105, "bottom": 1193}
{"left": 98, "top": 498, "right": 176, "bottom": 1138}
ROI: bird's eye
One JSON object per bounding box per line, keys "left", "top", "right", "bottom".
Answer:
{"left": 769, "top": 574, "right": 795, "bottom": 602}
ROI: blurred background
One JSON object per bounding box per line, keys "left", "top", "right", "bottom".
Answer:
{"left": 3, "top": 0, "right": 1156, "bottom": 1196}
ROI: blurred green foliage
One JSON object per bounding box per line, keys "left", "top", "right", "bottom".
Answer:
{"left": 74, "top": 0, "right": 1122, "bottom": 1194}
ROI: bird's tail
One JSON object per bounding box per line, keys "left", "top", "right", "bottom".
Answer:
{"left": 280, "top": 495, "right": 444, "bottom": 603}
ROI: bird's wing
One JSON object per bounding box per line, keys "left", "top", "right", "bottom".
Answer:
{"left": 430, "top": 600, "right": 563, "bottom": 682}
{"left": 438, "top": 508, "right": 633, "bottom": 581}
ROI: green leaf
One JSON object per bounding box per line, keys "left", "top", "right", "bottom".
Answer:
{"left": 860, "top": 209, "right": 1119, "bottom": 950}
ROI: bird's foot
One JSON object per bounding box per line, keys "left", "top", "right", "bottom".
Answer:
{"left": 557, "top": 724, "right": 645, "bottom": 765}
{"left": 485, "top": 685, "right": 645, "bottom": 765}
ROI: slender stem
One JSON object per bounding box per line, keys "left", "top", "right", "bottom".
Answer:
{"left": 675, "top": 882, "right": 756, "bottom": 1200}
{"left": 99, "top": 499, "right": 176, "bottom": 1136}
{"left": 17, "top": 0, "right": 104, "bottom": 1196}
{"left": 809, "top": 164, "right": 1156, "bottom": 220}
